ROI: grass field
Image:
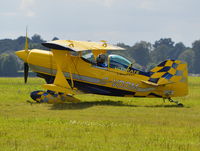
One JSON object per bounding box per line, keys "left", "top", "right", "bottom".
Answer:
{"left": 0, "top": 77, "right": 200, "bottom": 151}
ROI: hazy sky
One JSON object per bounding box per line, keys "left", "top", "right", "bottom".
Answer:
{"left": 0, "top": 0, "right": 200, "bottom": 46}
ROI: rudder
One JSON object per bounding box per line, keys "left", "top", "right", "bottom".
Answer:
{"left": 147, "top": 60, "right": 188, "bottom": 97}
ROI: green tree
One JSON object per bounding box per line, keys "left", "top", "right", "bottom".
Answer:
{"left": 110, "top": 43, "right": 132, "bottom": 61}
{"left": 31, "top": 34, "right": 45, "bottom": 43}
{"left": 173, "top": 42, "right": 186, "bottom": 59}
{"left": 178, "top": 49, "right": 195, "bottom": 73}
{"left": 151, "top": 38, "right": 175, "bottom": 63}
{"left": 0, "top": 34, "right": 48, "bottom": 55}
{"left": 192, "top": 40, "right": 200, "bottom": 74}
{"left": 153, "top": 38, "right": 174, "bottom": 49}
{"left": 117, "top": 43, "right": 131, "bottom": 49}
{"left": 0, "top": 53, "right": 19, "bottom": 76}
{"left": 52, "top": 37, "right": 59, "bottom": 41}
{"left": 0, "top": 39, "right": 15, "bottom": 53}
{"left": 130, "top": 41, "right": 151, "bottom": 68}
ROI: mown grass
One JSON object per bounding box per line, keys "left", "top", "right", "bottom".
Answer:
{"left": 0, "top": 77, "right": 200, "bottom": 151}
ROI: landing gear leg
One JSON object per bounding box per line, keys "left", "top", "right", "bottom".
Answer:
{"left": 168, "top": 98, "right": 184, "bottom": 107}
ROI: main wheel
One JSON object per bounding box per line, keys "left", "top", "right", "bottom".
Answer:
{"left": 177, "top": 103, "right": 184, "bottom": 107}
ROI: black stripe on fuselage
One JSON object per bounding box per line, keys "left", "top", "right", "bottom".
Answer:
{"left": 36, "top": 73, "right": 135, "bottom": 96}
{"left": 70, "top": 80, "right": 135, "bottom": 96}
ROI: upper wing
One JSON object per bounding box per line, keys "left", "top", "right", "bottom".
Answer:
{"left": 42, "top": 40, "right": 125, "bottom": 51}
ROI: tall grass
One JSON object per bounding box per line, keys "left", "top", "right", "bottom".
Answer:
{"left": 0, "top": 77, "right": 200, "bottom": 151}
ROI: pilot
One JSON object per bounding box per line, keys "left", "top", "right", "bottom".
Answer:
{"left": 96, "top": 54, "right": 108, "bottom": 67}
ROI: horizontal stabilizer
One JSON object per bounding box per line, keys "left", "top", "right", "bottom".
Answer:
{"left": 141, "top": 80, "right": 158, "bottom": 86}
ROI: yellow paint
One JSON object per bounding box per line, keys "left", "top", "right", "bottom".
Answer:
{"left": 15, "top": 40, "right": 189, "bottom": 99}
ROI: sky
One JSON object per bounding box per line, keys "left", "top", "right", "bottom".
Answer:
{"left": 0, "top": 0, "right": 200, "bottom": 46}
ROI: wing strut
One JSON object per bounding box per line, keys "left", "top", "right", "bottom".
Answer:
{"left": 43, "top": 50, "right": 75, "bottom": 95}
{"left": 68, "top": 56, "right": 74, "bottom": 88}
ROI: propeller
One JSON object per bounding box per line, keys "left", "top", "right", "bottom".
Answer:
{"left": 24, "top": 63, "right": 29, "bottom": 83}
{"left": 24, "top": 27, "right": 29, "bottom": 83}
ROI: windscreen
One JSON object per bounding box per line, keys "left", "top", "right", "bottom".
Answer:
{"left": 81, "top": 50, "right": 95, "bottom": 63}
{"left": 109, "top": 54, "right": 131, "bottom": 71}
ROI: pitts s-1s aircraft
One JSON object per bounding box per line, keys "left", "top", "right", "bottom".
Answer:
{"left": 15, "top": 34, "right": 188, "bottom": 106}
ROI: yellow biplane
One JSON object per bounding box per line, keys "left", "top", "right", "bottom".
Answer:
{"left": 15, "top": 34, "right": 188, "bottom": 106}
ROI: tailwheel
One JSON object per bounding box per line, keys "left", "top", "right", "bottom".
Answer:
{"left": 168, "top": 98, "right": 184, "bottom": 107}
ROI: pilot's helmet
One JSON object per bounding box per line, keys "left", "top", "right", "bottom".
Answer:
{"left": 96, "top": 54, "right": 106, "bottom": 63}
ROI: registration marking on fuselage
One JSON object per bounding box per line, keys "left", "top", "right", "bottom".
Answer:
{"left": 29, "top": 64, "right": 155, "bottom": 92}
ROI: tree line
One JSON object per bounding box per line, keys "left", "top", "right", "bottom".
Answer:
{"left": 116, "top": 38, "right": 200, "bottom": 73}
{"left": 0, "top": 34, "right": 200, "bottom": 76}
{"left": 0, "top": 34, "right": 50, "bottom": 76}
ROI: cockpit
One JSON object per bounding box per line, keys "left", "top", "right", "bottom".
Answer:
{"left": 81, "top": 50, "right": 150, "bottom": 76}
{"left": 81, "top": 51, "right": 132, "bottom": 71}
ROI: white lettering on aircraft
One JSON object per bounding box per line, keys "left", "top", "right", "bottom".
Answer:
{"left": 112, "top": 80, "right": 155, "bottom": 92}
{"left": 99, "top": 77, "right": 155, "bottom": 92}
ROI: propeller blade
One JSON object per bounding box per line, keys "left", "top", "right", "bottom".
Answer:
{"left": 25, "top": 26, "right": 29, "bottom": 51}
{"left": 24, "top": 63, "right": 29, "bottom": 83}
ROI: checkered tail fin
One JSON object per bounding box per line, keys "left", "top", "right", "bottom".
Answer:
{"left": 148, "top": 60, "right": 188, "bottom": 86}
